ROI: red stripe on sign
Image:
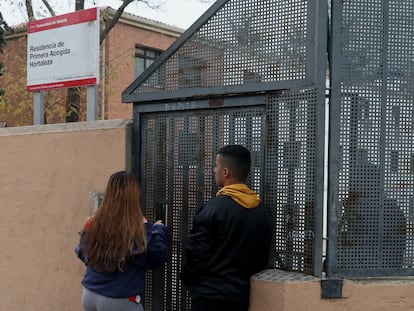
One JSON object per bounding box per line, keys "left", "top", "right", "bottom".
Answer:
{"left": 27, "top": 78, "right": 97, "bottom": 92}
{"left": 28, "top": 8, "right": 97, "bottom": 33}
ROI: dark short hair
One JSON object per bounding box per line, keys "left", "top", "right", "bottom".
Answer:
{"left": 217, "top": 145, "right": 251, "bottom": 180}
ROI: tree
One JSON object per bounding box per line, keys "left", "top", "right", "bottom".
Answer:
{"left": 1, "top": 0, "right": 211, "bottom": 124}
{"left": 0, "top": 46, "right": 67, "bottom": 126}
{"left": 0, "top": 12, "right": 12, "bottom": 98}
{"left": 67, "top": 0, "right": 160, "bottom": 121}
{"left": 4, "top": 0, "right": 163, "bottom": 122}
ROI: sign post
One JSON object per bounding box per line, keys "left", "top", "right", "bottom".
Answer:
{"left": 33, "top": 91, "right": 44, "bottom": 125}
{"left": 27, "top": 8, "right": 100, "bottom": 124}
{"left": 87, "top": 85, "right": 98, "bottom": 121}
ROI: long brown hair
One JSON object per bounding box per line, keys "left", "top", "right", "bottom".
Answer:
{"left": 86, "top": 171, "right": 146, "bottom": 272}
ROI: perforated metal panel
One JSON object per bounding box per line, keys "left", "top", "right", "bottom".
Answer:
{"left": 139, "top": 106, "right": 266, "bottom": 310}
{"left": 125, "top": 0, "right": 328, "bottom": 306}
{"left": 132, "top": 0, "right": 309, "bottom": 95}
{"left": 328, "top": 0, "right": 414, "bottom": 276}
{"left": 265, "top": 89, "right": 320, "bottom": 274}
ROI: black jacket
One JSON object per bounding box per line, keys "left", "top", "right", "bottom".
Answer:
{"left": 181, "top": 194, "right": 272, "bottom": 304}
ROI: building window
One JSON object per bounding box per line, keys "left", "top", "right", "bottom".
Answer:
{"left": 135, "top": 45, "right": 162, "bottom": 78}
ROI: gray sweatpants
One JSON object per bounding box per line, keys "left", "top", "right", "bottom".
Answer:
{"left": 81, "top": 287, "right": 144, "bottom": 311}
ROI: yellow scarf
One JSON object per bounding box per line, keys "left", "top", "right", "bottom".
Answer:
{"left": 216, "top": 183, "right": 260, "bottom": 209}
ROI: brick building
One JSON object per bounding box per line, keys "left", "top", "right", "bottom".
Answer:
{"left": 0, "top": 7, "right": 183, "bottom": 126}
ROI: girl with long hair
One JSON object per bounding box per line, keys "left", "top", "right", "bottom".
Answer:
{"left": 76, "top": 170, "right": 169, "bottom": 311}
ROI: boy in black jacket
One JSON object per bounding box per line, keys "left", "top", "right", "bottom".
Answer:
{"left": 181, "top": 145, "right": 272, "bottom": 311}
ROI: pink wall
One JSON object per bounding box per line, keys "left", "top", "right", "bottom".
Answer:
{"left": 249, "top": 269, "right": 414, "bottom": 311}
{"left": 1, "top": 119, "right": 413, "bottom": 311}
{"left": 0, "top": 119, "right": 131, "bottom": 311}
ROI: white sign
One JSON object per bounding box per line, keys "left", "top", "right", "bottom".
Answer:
{"left": 27, "top": 8, "right": 99, "bottom": 91}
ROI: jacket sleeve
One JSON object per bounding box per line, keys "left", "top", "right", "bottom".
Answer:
{"left": 74, "top": 229, "right": 87, "bottom": 265}
{"left": 74, "top": 216, "right": 93, "bottom": 265}
{"left": 142, "top": 223, "right": 170, "bottom": 268}
{"left": 181, "top": 204, "right": 214, "bottom": 283}
{"left": 147, "top": 224, "right": 170, "bottom": 268}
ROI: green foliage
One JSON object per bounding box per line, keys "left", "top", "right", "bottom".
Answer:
{"left": 0, "top": 53, "right": 72, "bottom": 126}
{"left": 0, "top": 6, "right": 85, "bottom": 125}
{"left": 0, "top": 12, "right": 12, "bottom": 97}
{"left": 0, "top": 14, "right": 6, "bottom": 96}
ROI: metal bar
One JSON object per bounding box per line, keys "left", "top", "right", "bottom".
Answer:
{"left": 134, "top": 95, "right": 266, "bottom": 114}
{"left": 308, "top": 0, "right": 329, "bottom": 277}
{"left": 326, "top": 0, "right": 343, "bottom": 277}
{"left": 33, "top": 91, "right": 44, "bottom": 125}
{"left": 122, "top": 80, "right": 310, "bottom": 104}
{"left": 87, "top": 85, "right": 98, "bottom": 121}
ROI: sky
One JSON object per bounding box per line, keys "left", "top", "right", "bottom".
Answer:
{"left": 0, "top": 0, "right": 214, "bottom": 30}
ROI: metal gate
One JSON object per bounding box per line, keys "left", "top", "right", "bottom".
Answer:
{"left": 122, "top": 0, "right": 414, "bottom": 306}
{"left": 137, "top": 103, "right": 266, "bottom": 310}
{"left": 327, "top": 0, "right": 414, "bottom": 277}
{"left": 124, "top": 0, "right": 327, "bottom": 307}
{"left": 134, "top": 85, "right": 324, "bottom": 309}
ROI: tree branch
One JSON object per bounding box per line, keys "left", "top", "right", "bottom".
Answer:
{"left": 100, "top": 0, "right": 135, "bottom": 45}
{"left": 41, "top": 0, "right": 55, "bottom": 16}
{"left": 25, "top": 0, "right": 35, "bottom": 21}
{"left": 75, "top": 0, "right": 85, "bottom": 11}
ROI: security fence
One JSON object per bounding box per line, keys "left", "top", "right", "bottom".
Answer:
{"left": 121, "top": 0, "right": 414, "bottom": 309}
{"left": 327, "top": 0, "right": 414, "bottom": 277}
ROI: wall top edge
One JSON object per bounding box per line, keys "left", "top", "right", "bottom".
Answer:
{"left": 0, "top": 119, "right": 132, "bottom": 136}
